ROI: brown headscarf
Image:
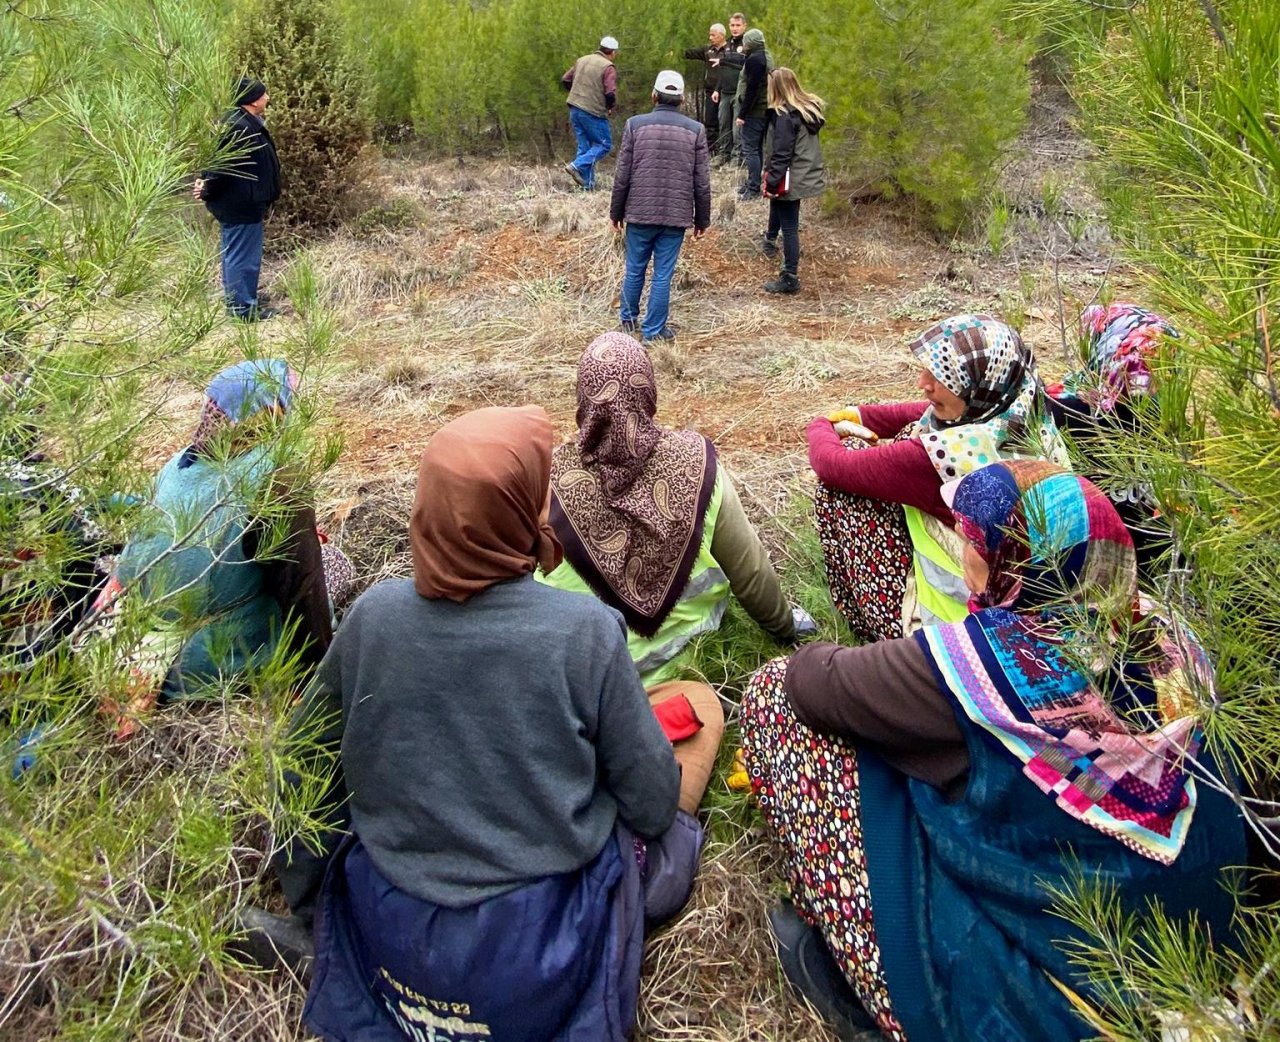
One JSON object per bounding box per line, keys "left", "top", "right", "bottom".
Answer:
{"left": 411, "top": 406, "right": 563, "bottom": 602}
{"left": 550, "top": 333, "right": 716, "bottom": 636}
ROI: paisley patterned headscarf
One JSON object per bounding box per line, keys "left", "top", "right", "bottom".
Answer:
{"left": 550, "top": 332, "right": 717, "bottom": 636}
{"left": 922, "top": 461, "right": 1204, "bottom": 864}
{"left": 909, "top": 314, "right": 1068, "bottom": 481}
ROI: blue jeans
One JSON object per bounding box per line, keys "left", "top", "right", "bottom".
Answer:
{"left": 620, "top": 224, "right": 686, "bottom": 340}
{"left": 568, "top": 106, "right": 613, "bottom": 189}
{"left": 220, "top": 220, "right": 264, "bottom": 315}
{"left": 740, "top": 115, "right": 767, "bottom": 194}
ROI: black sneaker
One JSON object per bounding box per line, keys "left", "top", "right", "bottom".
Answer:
{"left": 761, "top": 236, "right": 780, "bottom": 258}
{"left": 764, "top": 272, "right": 800, "bottom": 295}
{"left": 641, "top": 326, "right": 677, "bottom": 345}
{"left": 228, "top": 906, "right": 315, "bottom": 979}
{"left": 229, "top": 305, "right": 282, "bottom": 323}
{"left": 768, "top": 902, "right": 879, "bottom": 1040}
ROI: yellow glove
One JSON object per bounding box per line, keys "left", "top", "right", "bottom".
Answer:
{"left": 826, "top": 406, "right": 863, "bottom": 424}
{"left": 727, "top": 748, "right": 751, "bottom": 792}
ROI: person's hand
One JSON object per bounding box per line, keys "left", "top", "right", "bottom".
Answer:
{"left": 711, "top": 90, "right": 720, "bottom": 102}
{"left": 791, "top": 606, "right": 819, "bottom": 642}
{"left": 826, "top": 406, "right": 863, "bottom": 424}
{"left": 735, "top": 118, "right": 745, "bottom": 127}
{"left": 611, "top": 220, "right": 624, "bottom": 233}
{"left": 693, "top": 226, "right": 706, "bottom": 239}
{"left": 192, "top": 177, "right": 206, "bottom": 201}
{"left": 709, "top": 58, "right": 721, "bottom": 67}
{"left": 833, "top": 420, "right": 878, "bottom": 442}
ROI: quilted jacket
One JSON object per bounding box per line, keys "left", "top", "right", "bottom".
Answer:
{"left": 610, "top": 104, "right": 711, "bottom": 230}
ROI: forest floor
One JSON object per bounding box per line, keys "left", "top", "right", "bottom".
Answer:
{"left": 207, "top": 78, "right": 1131, "bottom": 1041}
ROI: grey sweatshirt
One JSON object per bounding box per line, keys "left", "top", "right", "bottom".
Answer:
{"left": 293, "top": 574, "right": 680, "bottom": 907}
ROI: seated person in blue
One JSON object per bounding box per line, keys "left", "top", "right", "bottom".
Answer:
{"left": 257, "top": 406, "right": 708, "bottom": 1042}
{"left": 742, "top": 460, "right": 1245, "bottom": 1042}
{"left": 113, "top": 359, "right": 332, "bottom": 699}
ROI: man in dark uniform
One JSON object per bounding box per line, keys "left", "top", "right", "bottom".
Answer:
{"left": 683, "top": 24, "right": 729, "bottom": 158}
{"left": 193, "top": 78, "right": 282, "bottom": 322}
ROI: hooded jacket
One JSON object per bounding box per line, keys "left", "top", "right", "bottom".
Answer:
{"left": 734, "top": 29, "right": 774, "bottom": 120}
{"left": 765, "top": 105, "right": 827, "bottom": 200}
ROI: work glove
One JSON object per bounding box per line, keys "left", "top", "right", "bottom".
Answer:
{"left": 791, "top": 605, "right": 819, "bottom": 642}
{"left": 825, "top": 406, "right": 862, "bottom": 424}
{"left": 727, "top": 747, "right": 751, "bottom": 792}
{"left": 833, "top": 420, "right": 878, "bottom": 442}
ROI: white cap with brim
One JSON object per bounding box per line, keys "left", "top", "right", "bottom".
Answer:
{"left": 654, "top": 70, "right": 684, "bottom": 97}
{"left": 600, "top": 36, "right": 619, "bottom": 50}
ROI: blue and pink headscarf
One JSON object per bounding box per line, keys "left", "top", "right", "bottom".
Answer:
{"left": 918, "top": 460, "right": 1206, "bottom": 864}
{"left": 185, "top": 358, "right": 299, "bottom": 463}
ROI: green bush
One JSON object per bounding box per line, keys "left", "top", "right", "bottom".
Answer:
{"left": 233, "top": 0, "right": 374, "bottom": 228}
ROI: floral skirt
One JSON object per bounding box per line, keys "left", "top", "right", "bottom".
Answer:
{"left": 742, "top": 658, "right": 907, "bottom": 1042}
{"left": 813, "top": 477, "right": 911, "bottom": 643}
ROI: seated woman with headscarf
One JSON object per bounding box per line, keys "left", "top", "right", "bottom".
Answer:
{"left": 741, "top": 460, "right": 1245, "bottom": 1042}
{"left": 1047, "top": 302, "right": 1180, "bottom": 574}
{"left": 539, "top": 332, "right": 809, "bottom": 694}
{"left": 260, "top": 406, "right": 705, "bottom": 1042}
{"left": 110, "top": 359, "right": 337, "bottom": 702}
{"left": 809, "top": 313, "right": 1068, "bottom": 642}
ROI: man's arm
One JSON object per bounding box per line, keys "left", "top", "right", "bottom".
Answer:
{"left": 602, "top": 64, "right": 617, "bottom": 113}
{"left": 682, "top": 46, "right": 710, "bottom": 61}
{"left": 693, "top": 126, "right": 712, "bottom": 230}
{"left": 609, "top": 121, "right": 634, "bottom": 227}
{"left": 561, "top": 63, "right": 576, "bottom": 90}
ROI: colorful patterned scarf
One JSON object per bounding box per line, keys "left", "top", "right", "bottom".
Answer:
{"left": 909, "top": 315, "right": 1069, "bottom": 481}
{"left": 550, "top": 333, "right": 716, "bottom": 637}
{"left": 1065, "top": 302, "right": 1179, "bottom": 411}
{"left": 185, "top": 358, "right": 299, "bottom": 464}
{"left": 919, "top": 460, "right": 1204, "bottom": 864}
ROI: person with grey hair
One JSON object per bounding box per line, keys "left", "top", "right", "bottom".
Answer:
{"left": 683, "top": 23, "right": 730, "bottom": 156}
{"left": 610, "top": 71, "right": 711, "bottom": 344}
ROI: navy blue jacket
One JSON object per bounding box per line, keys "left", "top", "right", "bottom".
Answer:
{"left": 200, "top": 109, "right": 281, "bottom": 225}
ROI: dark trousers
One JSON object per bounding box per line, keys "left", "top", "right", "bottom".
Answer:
{"left": 699, "top": 92, "right": 719, "bottom": 154}
{"left": 767, "top": 198, "right": 802, "bottom": 275}
{"left": 219, "top": 220, "right": 264, "bottom": 315}
{"left": 717, "top": 95, "right": 737, "bottom": 159}
{"left": 740, "top": 115, "right": 767, "bottom": 193}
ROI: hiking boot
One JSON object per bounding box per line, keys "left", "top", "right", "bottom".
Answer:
{"left": 229, "top": 305, "right": 282, "bottom": 323}
{"left": 620, "top": 319, "right": 638, "bottom": 334}
{"left": 563, "top": 161, "right": 586, "bottom": 189}
{"left": 229, "top": 906, "right": 315, "bottom": 979}
{"left": 760, "top": 236, "right": 780, "bottom": 259}
{"left": 737, "top": 186, "right": 759, "bottom": 200}
{"left": 769, "top": 902, "right": 878, "bottom": 1041}
{"left": 764, "top": 272, "right": 800, "bottom": 295}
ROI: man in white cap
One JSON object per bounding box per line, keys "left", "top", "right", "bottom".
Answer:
{"left": 561, "top": 36, "right": 620, "bottom": 190}
{"left": 609, "top": 70, "right": 711, "bottom": 345}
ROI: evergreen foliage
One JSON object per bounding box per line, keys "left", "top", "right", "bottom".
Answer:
{"left": 233, "top": 0, "right": 374, "bottom": 228}
{"left": 1011, "top": 0, "right": 1280, "bottom": 1035}
{"left": 1, "top": 1, "right": 340, "bottom": 1035}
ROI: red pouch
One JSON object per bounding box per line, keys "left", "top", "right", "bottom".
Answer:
{"left": 652, "top": 693, "right": 704, "bottom": 743}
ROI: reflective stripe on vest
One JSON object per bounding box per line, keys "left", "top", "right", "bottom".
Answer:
{"left": 903, "top": 505, "right": 969, "bottom": 626}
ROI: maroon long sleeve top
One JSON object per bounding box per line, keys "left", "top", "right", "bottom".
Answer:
{"left": 806, "top": 401, "right": 953, "bottom": 524}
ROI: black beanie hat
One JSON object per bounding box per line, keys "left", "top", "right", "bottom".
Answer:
{"left": 235, "top": 78, "right": 267, "bottom": 107}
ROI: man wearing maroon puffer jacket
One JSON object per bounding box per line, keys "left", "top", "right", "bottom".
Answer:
{"left": 609, "top": 70, "right": 711, "bottom": 346}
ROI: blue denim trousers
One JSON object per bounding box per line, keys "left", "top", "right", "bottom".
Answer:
{"left": 568, "top": 106, "right": 613, "bottom": 189}
{"left": 739, "top": 115, "right": 768, "bottom": 194}
{"left": 619, "top": 224, "right": 686, "bottom": 340}
{"left": 219, "top": 220, "right": 264, "bottom": 315}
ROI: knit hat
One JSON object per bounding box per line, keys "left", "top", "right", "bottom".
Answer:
{"left": 600, "top": 35, "right": 620, "bottom": 51}
{"left": 653, "top": 70, "right": 684, "bottom": 98}
{"left": 235, "top": 77, "right": 267, "bottom": 106}
{"left": 742, "top": 28, "right": 765, "bottom": 51}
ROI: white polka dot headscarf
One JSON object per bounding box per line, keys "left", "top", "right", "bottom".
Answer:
{"left": 909, "top": 314, "right": 1030, "bottom": 427}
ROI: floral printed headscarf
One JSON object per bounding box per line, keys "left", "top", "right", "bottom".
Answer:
{"left": 1065, "top": 302, "right": 1179, "bottom": 411}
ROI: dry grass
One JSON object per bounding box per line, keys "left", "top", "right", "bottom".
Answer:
{"left": 56, "top": 103, "right": 1113, "bottom": 1041}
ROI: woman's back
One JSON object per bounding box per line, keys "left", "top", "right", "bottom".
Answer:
{"left": 318, "top": 573, "right": 679, "bottom": 907}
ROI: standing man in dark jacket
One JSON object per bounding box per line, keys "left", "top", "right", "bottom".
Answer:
{"left": 682, "top": 24, "right": 728, "bottom": 158}
{"left": 734, "top": 28, "right": 773, "bottom": 198}
{"left": 562, "top": 36, "right": 620, "bottom": 191}
{"left": 193, "top": 78, "right": 281, "bottom": 322}
{"left": 610, "top": 71, "right": 711, "bottom": 345}
{"left": 714, "top": 13, "right": 749, "bottom": 164}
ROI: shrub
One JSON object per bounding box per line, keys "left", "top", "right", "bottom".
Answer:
{"left": 233, "top": 0, "right": 374, "bottom": 228}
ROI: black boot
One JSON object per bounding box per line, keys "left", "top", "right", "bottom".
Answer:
{"left": 764, "top": 271, "right": 800, "bottom": 295}
{"left": 229, "top": 906, "right": 315, "bottom": 979}
{"left": 769, "top": 901, "right": 880, "bottom": 1040}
